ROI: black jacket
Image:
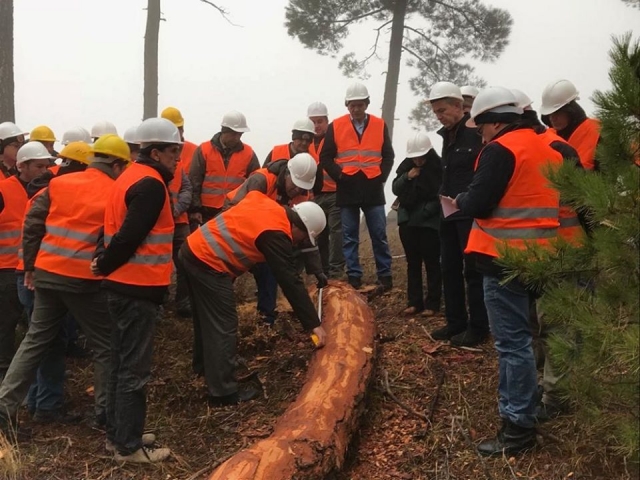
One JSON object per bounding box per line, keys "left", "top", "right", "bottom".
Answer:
{"left": 320, "top": 114, "right": 395, "bottom": 207}
{"left": 95, "top": 155, "right": 174, "bottom": 303}
{"left": 437, "top": 113, "right": 484, "bottom": 220}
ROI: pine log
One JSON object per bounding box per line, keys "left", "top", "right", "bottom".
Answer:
{"left": 209, "top": 282, "right": 376, "bottom": 480}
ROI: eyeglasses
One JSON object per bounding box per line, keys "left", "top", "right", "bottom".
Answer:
{"left": 476, "top": 124, "right": 485, "bottom": 136}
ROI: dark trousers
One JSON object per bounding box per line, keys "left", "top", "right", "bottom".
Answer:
{"left": 398, "top": 225, "right": 442, "bottom": 312}
{"left": 172, "top": 222, "right": 190, "bottom": 306}
{"left": 105, "top": 291, "right": 158, "bottom": 455}
{"left": 314, "top": 192, "right": 345, "bottom": 278}
{"left": 181, "top": 250, "right": 238, "bottom": 398}
{"left": 0, "top": 271, "right": 23, "bottom": 379}
{"left": 439, "top": 219, "right": 488, "bottom": 335}
{"left": 252, "top": 263, "right": 278, "bottom": 323}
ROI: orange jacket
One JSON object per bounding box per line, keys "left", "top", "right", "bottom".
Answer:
{"left": 48, "top": 165, "right": 60, "bottom": 176}
{"left": 179, "top": 140, "right": 198, "bottom": 175}
{"left": 168, "top": 168, "right": 188, "bottom": 225}
{"left": 309, "top": 137, "right": 336, "bottom": 193}
{"left": 333, "top": 114, "right": 384, "bottom": 179}
{"left": 269, "top": 144, "right": 291, "bottom": 162}
{"left": 103, "top": 163, "right": 174, "bottom": 286}
{"left": 551, "top": 118, "right": 600, "bottom": 171}
{"left": 465, "top": 129, "right": 560, "bottom": 258}
{"left": 16, "top": 191, "right": 44, "bottom": 272}
{"left": 0, "top": 176, "right": 28, "bottom": 269}
{"left": 187, "top": 191, "right": 291, "bottom": 277}
{"left": 35, "top": 169, "right": 115, "bottom": 279}
{"left": 200, "top": 141, "right": 255, "bottom": 208}
{"left": 226, "top": 168, "right": 278, "bottom": 203}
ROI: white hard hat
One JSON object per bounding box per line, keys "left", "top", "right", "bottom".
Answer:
{"left": 307, "top": 101, "right": 328, "bottom": 117}
{"left": 91, "top": 121, "right": 118, "bottom": 139}
{"left": 136, "top": 118, "right": 183, "bottom": 144}
{"left": 428, "top": 82, "right": 463, "bottom": 102}
{"left": 287, "top": 152, "right": 317, "bottom": 190}
{"left": 292, "top": 118, "right": 316, "bottom": 135}
{"left": 539, "top": 79, "right": 579, "bottom": 115}
{"left": 460, "top": 85, "right": 480, "bottom": 98}
{"left": 221, "top": 110, "right": 250, "bottom": 133}
{"left": 467, "top": 86, "right": 523, "bottom": 127}
{"left": 406, "top": 132, "right": 433, "bottom": 158}
{"left": 123, "top": 126, "right": 140, "bottom": 145}
{"left": 510, "top": 89, "right": 533, "bottom": 110}
{"left": 61, "top": 126, "right": 91, "bottom": 145}
{"left": 345, "top": 82, "right": 370, "bottom": 103}
{"left": 0, "top": 121, "right": 27, "bottom": 141}
{"left": 16, "top": 141, "right": 55, "bottom": 165}
{"left": 292, "top": 201, "right": 327, "bottom": 246}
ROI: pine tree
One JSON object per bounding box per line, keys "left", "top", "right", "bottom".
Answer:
{"left": 499, "top": 33, "right": 640, "bottom": 461}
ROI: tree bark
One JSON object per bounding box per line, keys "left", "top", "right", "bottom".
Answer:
{"left": 381, "top": 0, "right": 407, "bottom": 139}
{"left": 209, "top": 283, "right": 377, "bottom": 480}
{"left": 0, "top": 0, "right": 15, "bottom": 122}
{"left": 143, "top": 0, "right": 161, "bottom": 120}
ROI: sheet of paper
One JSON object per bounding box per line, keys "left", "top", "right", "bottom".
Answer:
{"left": 440, "top": 195, "right": 460, "bottom": 218}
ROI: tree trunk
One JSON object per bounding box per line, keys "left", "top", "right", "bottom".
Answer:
{"left": 143, "top": 0, "right": 161, "bottom": 120}
{"left": 209, "top": 283, "right": 377, "bottom": 480}
{"left": 0, "top": 0, "right": 15, "bottom": 122}
{"left": 381, "top": 0, "right": 407, "bottom": 139}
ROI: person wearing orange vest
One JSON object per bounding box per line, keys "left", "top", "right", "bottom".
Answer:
{"left": 262, "top": 118, "right": 316, "bottom": 166}
{"left": 308, "top": 101, "right": 345, "bottom": 279}
{"left": 188, "top": 110, "right": 259, "bottom": 225}
{"left": 180, "top": 191, "right": 327, "bottom": 406}
{"left": 91, "top": 118, "right": 181, "bottom": 464}
{"left": 0, "top": 142, "right": 51, "bottom": 391}
{"left": 454, "top": 87, "right": 562, "bottom": 456}
{"left": 0, "top": 122, "right": 27, "bottom": 180}
{"left": 161, "top": 107, "right": 195, "bottom": 317}
{"left": 320, "top": 82, "right": 395, "bottom": 291}
{"left": 539, "top": 79, "right": 601, "bottom": 171}
{"left": 0, "top": 137, "right": 129, "bottom": 434}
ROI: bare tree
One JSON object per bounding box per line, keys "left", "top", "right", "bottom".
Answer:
{"left": 0, "top": 0, "right": 15, "bottom": 122}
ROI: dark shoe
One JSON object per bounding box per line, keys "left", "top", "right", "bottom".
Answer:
{"left": 430, "top": 326, "right": 463, "bottom": 341}
{"left": 450, "top": 329, "right": 488, "bottom": 347}
{"left": 208, "top": 384, "right": 262, "bottom": 407}
{"left": 402, "top": 306, "right": 422, "bottom": 316}
{"left": 477, "top": 420, "right": 536, "bottom": 457}
{"left": 535, "top": 401, "right": 566, "bottom": 423}
{"left": 0, "top": 414, "right": 32, "bottom": 443}
{"left": 66, "top": 341, "right": 91, "bottom": 359}
{"left": 176, "top": 298, "right": 192, "bottom": 318}
{"left": 377, "top": 276, "right": 393, "bottom": 292}
{"left": 347, "top": 276, "right": 362, "bottom": 289}
{"left": 87, "top": 411, "right": 107, "bottom": 430}
{"left": 33, "top": 409, "right": 82, "bottom": 425}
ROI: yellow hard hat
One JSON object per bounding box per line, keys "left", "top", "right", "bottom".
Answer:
{"left": 58, "top": 141, "right": 92, "bottom": 165}
{"left": 30, "top": 125, "right": 56, "bottom": 142}
{"left": 161, "top": 106, "right": 184, "bottom": 128}
{"left": 91, "top": 134, "right": 131, "bottom": 163}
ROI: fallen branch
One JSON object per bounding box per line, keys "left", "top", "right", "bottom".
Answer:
{"left": 382, "top": 369, "right": 429, "bottom": 423}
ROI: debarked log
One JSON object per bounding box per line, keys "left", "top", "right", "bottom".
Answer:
{"left": 209, "top": 282, "right": 377, "bottom": 480}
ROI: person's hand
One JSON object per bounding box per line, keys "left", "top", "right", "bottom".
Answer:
{"left": 189, "top": 212, "right": 203, "bottom": 225}
{"left": 90, "top": 258, "right": 102, "bottom": 277}
{"left": 315, "top": 272, "right": 328, "bottom": 289}
{"left": 311, "top": 326, "right": 327, "bottom": 348}
{"left": 407, "top": 167, "right": 421, "bottom": 180}
{"left": 24, "top": 271, "right": 35, "bottom": 291}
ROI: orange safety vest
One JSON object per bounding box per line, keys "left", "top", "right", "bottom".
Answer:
{"left": 168, "top": 168, "right": 188, "bottom": 225}
{"left": 179, "top": 140, "right": 198, "bottom": 175}
{"left": 226, "top": 168, "right": 278, "bottom": 203}
{"left": 332, "top": 114, "right": 384, "bottom": 179}
{"left": 309, "top": 137, "right": 336, "bottom": 193}
{"left": 48, "top": 165, "right": 60, "bottom": 176}
{"left": 187, "top": 191, "right": 291, "bottom": 277}
{"left": 0, "top": 176, "right": 28, "bottom": 269}
{"left": 538, "top": 129, "right": 584, "bottom": 244}
{"left": 103, "top": 163, "right": 174, "bottom": 286}
{"left": 465, "top": 129, "right": 560, "bottom": 258}
{"left": 16, "top": 190, "right": 45, "bottom": 272}
{"left": 200, "top": 141, "right": 254, "bottom": 209}
{"left": 35, "top": 169, "right": 115, "bottom": 279}
{"left": 550, "top": 118, "right": 600, "bottom": 171}
{"left": 269, "top": 144, "right": 291, "bottom": 162}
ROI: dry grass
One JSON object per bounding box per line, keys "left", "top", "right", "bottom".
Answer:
{"left": 0, "top": 431, "right": 21, "bottom": 479}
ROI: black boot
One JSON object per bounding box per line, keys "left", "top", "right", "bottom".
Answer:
{"left": 377, "top": 275, "right": 393, "bottom": 292}
{"left": 477, "top": 419, "right": 536, "bottom": 457}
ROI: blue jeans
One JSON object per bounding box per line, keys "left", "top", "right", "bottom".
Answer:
{"left": 340, "top": 205, "right": 392, "bottom": 279}
{"left": 483, "top": 275, "right": 537, "bottom": 428}
{"left": 16, "top": 273, "right": 66, "bottom": 413}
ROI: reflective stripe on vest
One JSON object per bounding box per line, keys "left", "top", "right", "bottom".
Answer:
{"left": 0, "top": 176, "right": 28, "bottom": 269}
{"left": 35, "top": 168, "right": 114, "bottom": 279}
{"left": 103, "top": 163, "right": 174, "bottom": 286}
{"left": 200, "top": 141, "right": 255, "bottom": 209}
{"left": 187, "top": 190, "right": 292, "bottom": 278}
{"left": 464, "top": 129, "right": 561, "bottom": 258}
{"left": 332, "top": 114, "right": 384, "bottom": 179}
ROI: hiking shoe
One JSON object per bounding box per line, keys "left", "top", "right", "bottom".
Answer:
{"left": 377, "top": 276, "right": 393, "bottom": 292}
{"left": 114, "top": 445, "right": 171, "bottom": 464}
{"left": 33, "top": 409, "right": 82, "bottom": 425}
{"left": 430, "top": 326, "right": 463, "bottom": 341}
{"left": 208, "top": 384, "right": 262, "bottom": 407}
{"left": 347, "top": 276, "right": 362, "bottom": 289}
{"left": 106, "top": 433, "right": 156, "bottom": 453}
{"left": 477, "top": 420, "right": 536, "bottom": 457}
{"left": 450, "top": 329, "right": 488, "bottom": 348}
